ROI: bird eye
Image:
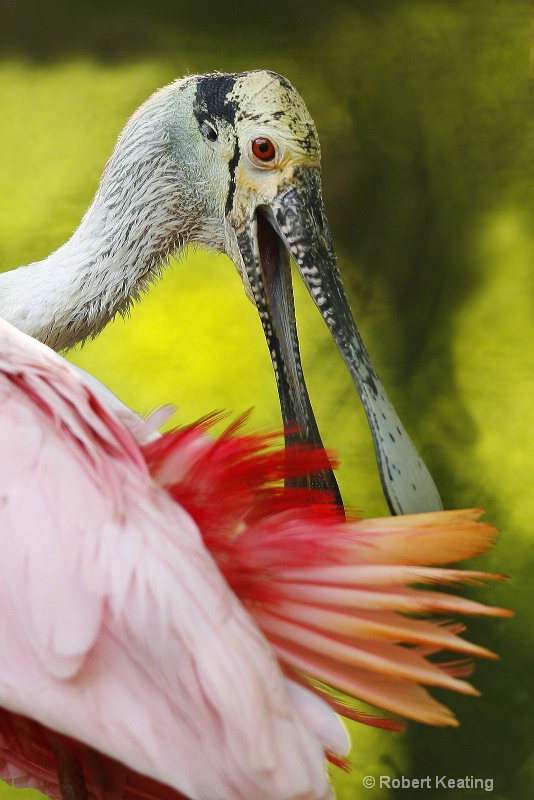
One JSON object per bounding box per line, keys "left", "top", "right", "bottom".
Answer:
{"left": 200, "top": 121, "right": 218, "bottom": 142}
{"left": 251, "top": 137, "right": 276, "bottom": 162}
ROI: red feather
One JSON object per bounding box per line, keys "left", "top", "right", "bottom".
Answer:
{"left": 143, "top": 418, "right": 511, "bottom": 737}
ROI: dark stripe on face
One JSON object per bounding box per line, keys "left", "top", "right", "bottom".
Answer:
{"left": 193, "top": 73, "right": 245, "bottom": 217}
{"left": 225, "top": 137, "right": 240, "bottom": 216}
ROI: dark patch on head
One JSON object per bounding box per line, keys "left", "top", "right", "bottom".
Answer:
{"left": 193, "top": 72, "right": 240, "bottom": 128}
{"left": 300, "top": 122, "right": 317, "bottom": 155}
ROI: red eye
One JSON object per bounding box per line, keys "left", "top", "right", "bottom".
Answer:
{"left": 251, "top": 137, "right": 276, "bottom": 162}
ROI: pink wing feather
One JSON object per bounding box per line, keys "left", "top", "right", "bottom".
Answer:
{"left": 0, "top": 319, "right": 340, "bottom": 800}
{"left": 0, "top": 318, "right": 511, "bottom": 800}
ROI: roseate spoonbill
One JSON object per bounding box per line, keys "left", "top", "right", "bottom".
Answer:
{"left": 0, "top": 70, "right": 442, "bottom": 515}
{"left": 0, "top": 318, "right": 510, "bottom": 800}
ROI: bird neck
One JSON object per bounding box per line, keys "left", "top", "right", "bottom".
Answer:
{"left": 0, "top": 87, "right": 209, "bottom": 351}
{"left": 0, "top": 214, "right": 173, "bottom": 351}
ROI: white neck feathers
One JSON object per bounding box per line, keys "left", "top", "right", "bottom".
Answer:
{"left": 0, "top": 86, "right": 201, "bottom": 351}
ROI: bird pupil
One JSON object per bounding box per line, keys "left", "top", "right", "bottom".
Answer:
{"left": 252, "top": 137, "right": 275, "bottom": 161}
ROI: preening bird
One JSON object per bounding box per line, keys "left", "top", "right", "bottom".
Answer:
{"left": 0, "top": 318, "right": 511, "bottom": 800}
{"left": 0, "top": 70, "right": 511, "bottom": 800}
{"left": 0, "top": 69, "right": 441, "bottom": 515}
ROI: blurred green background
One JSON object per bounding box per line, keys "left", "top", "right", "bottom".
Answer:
{"left": 0, "top": 1, "right": 531, "bottom": 798}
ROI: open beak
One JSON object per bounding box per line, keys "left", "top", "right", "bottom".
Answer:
{"left": 235, "top": 166, "right": 442, "bottom": 515}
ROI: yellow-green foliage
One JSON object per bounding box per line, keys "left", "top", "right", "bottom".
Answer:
{"left": 0, "top": 1, "right": 531, "bottom": 798}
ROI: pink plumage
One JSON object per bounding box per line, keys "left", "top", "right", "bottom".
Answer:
{"left": 0, "top": 319, "right": 511, "bottom": 800}
{"left": 144, "top": 418, "right": 510, "bottom": 730}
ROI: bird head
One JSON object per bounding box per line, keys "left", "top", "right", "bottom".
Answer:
{"left": 109, "top": 70, "right": 441, "bottom": 514}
